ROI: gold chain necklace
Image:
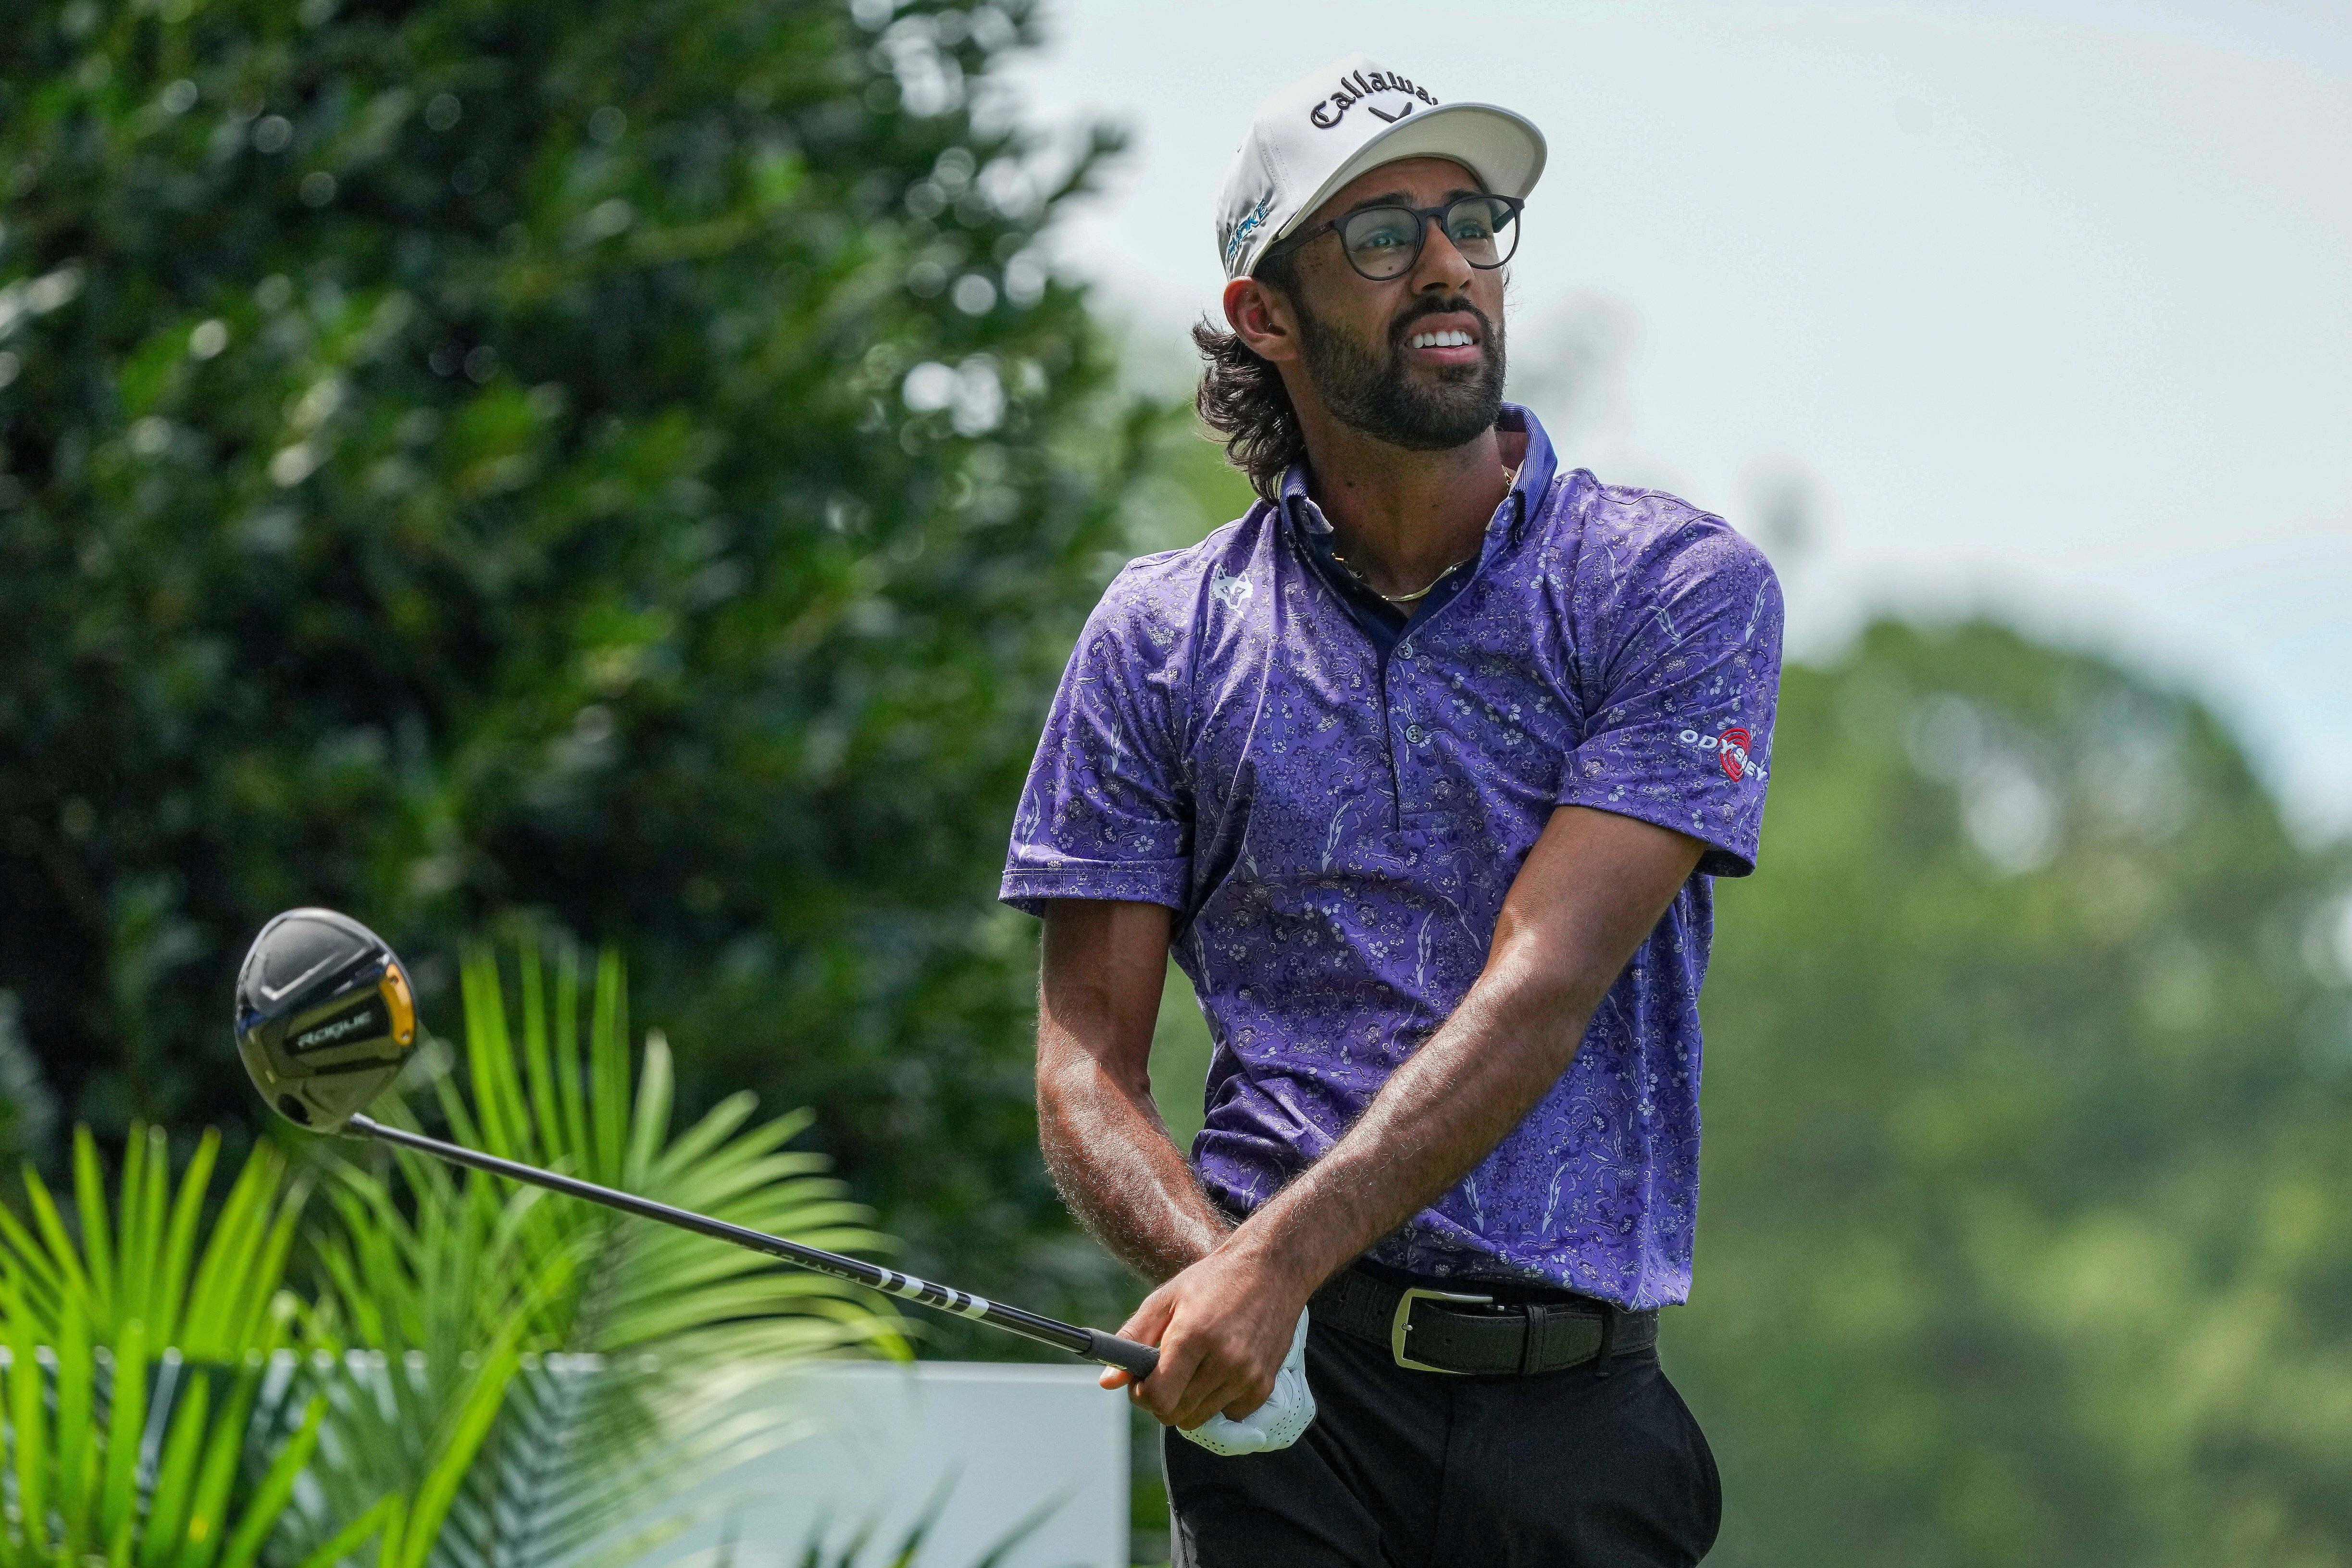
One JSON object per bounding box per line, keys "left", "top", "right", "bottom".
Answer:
{"left": 1331, "top": 462, "right": 1520, "bottom": 606}
{"left": 1334, "top": 560, "right": 1461, "bottom": 606}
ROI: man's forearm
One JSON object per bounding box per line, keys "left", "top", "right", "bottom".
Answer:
{"left": 1100, "top": 812, "right": 1705, "bottom": 1430}
{"left": 1038, "top": 1053, "right": 1231, "bottom": 1283}
{"left": 1036, "top": 898, "right": 1232, "bottom": 1285}
{"left": 1228, "top": 933, "right": 1603, "bottom": 1294}
{"left": 1222, "top": 810, "right": 1705, "bottom": 1298}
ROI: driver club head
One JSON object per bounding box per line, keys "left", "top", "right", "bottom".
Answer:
{"left": 235, "top": 908, "right": 417, "bottom": 1134}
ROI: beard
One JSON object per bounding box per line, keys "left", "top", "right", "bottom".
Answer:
{"left": 1295, "top": 292, "right": 1507, "bottom": 451}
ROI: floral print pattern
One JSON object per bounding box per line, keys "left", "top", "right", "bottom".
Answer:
{"left": 1002, "top": 409, "right": 1783, "bottom": 1308}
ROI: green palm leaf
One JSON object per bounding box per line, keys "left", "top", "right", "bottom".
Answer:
{"left": 0, "top": 1126, "right": 305, "bottom": 1362}
{"left": 281, "top": 938, "right": 906, "bottom": 1568}
{"left": 0, "top": 1130, "right": 373, "bottom": 1568}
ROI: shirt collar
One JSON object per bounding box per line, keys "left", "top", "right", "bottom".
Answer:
{"left": 1279, "top": 403, "right": 1559, "bottom": 542}
{"left": 1280, "top": 463, "right": 1334, "bottom": 535}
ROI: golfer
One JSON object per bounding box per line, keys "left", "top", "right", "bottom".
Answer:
{"left": 1002, "top": 55, "right": 1782, "bottom": 1566}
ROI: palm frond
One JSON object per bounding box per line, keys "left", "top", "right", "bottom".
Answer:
{"left": 284, "top": 937, "right": 907, "bottom": 1568}
{"left": 0, "top": 1129, "right": 363, "bottom": 1568}
{"left": 0, "top": 1126, "right": 302, "bottom": 1361}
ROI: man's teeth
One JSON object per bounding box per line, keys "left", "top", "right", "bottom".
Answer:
{"left": 1409, "top": 330, "right": 1475, "bottom": 349}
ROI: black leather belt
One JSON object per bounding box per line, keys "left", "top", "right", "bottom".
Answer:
{"left": 1310, "top": 1265, "right": 1658, "bottom": 1376}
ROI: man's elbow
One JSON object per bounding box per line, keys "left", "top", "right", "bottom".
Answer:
{"left": 1035, "top": 1037, "right": 1150, "bottom": 1117}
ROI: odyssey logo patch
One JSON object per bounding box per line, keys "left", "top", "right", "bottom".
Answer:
{"left": 1679, "top": 724, "right": 1759, "bottom": 782}
{"left": 1308, "top": 68, "right": 1438, "bottom": 130}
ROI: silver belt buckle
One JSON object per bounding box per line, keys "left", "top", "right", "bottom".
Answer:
{"left": 1390, "top": 1286, "right": 1493, "bottom": 1373}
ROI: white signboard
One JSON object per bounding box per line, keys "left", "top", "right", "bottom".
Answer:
{"left": 639, "top": 1362, "right": 1129, "bottom": 1568}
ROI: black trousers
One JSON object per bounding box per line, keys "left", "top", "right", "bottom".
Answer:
{"left": 1165, "top": 1315, "right": 1721, "bottom": 1568}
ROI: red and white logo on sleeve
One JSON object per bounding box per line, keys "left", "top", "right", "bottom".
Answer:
{"left": 1678, "top": 725, "right": 1758, "bottom": 781}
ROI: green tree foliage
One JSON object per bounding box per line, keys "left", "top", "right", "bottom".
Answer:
{"left": 1677, "top": 620, "right": 2352, "bottom": 1566}
{"left": 0, "top": 0, "right": 1147, "bottom": 1320}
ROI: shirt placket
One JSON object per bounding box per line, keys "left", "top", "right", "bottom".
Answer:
{"left": 1379, "top": 489, "right": 1523, "bottom": 832}
{"left": 1386, "top": 631, "right": 1430, "bottom": 829}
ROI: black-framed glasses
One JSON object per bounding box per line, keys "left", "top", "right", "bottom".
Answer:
{"left": 1269, "top": 193, "right": 1524, "bottom": 282}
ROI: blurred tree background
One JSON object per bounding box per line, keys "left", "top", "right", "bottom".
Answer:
{"left": 5, "top": 0, "right": 2352, "bottom": 1563}
{"left": 0, "top": 0, "right": 1148, "bottom": 1337}
{"left": 1683, "top": 621, "right": 2352, "bottom": 1566}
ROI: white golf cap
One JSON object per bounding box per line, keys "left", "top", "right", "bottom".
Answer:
{"left": 1214, "top": 55, "right": 1547, "bottom": 281}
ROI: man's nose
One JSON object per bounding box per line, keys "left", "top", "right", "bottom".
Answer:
{"left": 1409, "top": 215, "right": 1477, "bottom": 294}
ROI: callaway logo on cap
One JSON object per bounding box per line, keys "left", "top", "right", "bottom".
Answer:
{"left": 1214, "top": 55, "right": 1548, "bottom": 280}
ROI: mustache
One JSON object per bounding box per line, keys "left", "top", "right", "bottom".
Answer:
{"left": 1387, "top": 296, "right": 1495, "bottom": 350}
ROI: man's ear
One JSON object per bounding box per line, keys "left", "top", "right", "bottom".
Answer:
{"left": 1223, "top": 275, "right": 1300, "bottom": 364}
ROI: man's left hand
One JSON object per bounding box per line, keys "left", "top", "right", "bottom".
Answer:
{"left": 1099, "top": 1241, "right": 1312, "bottom": 1431}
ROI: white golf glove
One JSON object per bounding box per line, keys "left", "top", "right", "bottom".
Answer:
{"left": 1178, "top": 1307, "right": 1316, "bottom": 1456}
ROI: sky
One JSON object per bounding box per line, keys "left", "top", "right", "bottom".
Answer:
{"left": 996, "top": 0, "right": 2352, "bottom": 835}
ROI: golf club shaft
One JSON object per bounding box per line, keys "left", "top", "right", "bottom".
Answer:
{"left": 345, "top": 1113, "right": 1158, "bottom": 1379}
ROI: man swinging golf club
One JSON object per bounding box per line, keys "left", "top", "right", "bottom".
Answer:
{"left": 1003, "top": 55, "right": 1783, "bottom": 1566}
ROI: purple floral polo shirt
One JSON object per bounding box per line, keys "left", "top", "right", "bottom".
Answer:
{"left": 1001, "top": 406, "right": 1783, "bottom": 1308}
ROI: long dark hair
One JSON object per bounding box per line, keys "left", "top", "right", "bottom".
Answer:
{"left": 1193, "top": 249, "right": 1305, "bottom": 501}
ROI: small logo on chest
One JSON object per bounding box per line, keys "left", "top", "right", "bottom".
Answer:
{"left": 1211, "top": 564, "right": 1255, "bottom": 613}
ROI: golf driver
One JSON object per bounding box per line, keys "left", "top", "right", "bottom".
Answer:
{"left": 235, "top": 907, "right": 1159, "bottom": 1379}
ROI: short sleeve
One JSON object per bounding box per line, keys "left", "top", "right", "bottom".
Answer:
{"left": 1556, "top": 508, "right": 1784, "bottom": 876}
{"left": 999, "top": 566, "right": 1195, "bottom": 916}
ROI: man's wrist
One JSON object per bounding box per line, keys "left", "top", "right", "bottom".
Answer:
{"left": 1154, "top": 1213, "right": 1232, "bottom": 1282}
{"left": 1220, "top": 1197, "right": 1345, "bottom": 1303}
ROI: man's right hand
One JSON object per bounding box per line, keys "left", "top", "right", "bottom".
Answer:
{"left": 1103, "top": 1232, "right": 1317, "bottom": 1430}
{"left": 1177, "top": 1307, "right": 1318, "bottom": 1455}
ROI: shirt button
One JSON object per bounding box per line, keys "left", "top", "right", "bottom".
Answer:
{"left": 1396, "top": 642, "right": 1415, "bottom": 660}
{"left": 1405, "top": 723, "right": 1429, "bottom": 745}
